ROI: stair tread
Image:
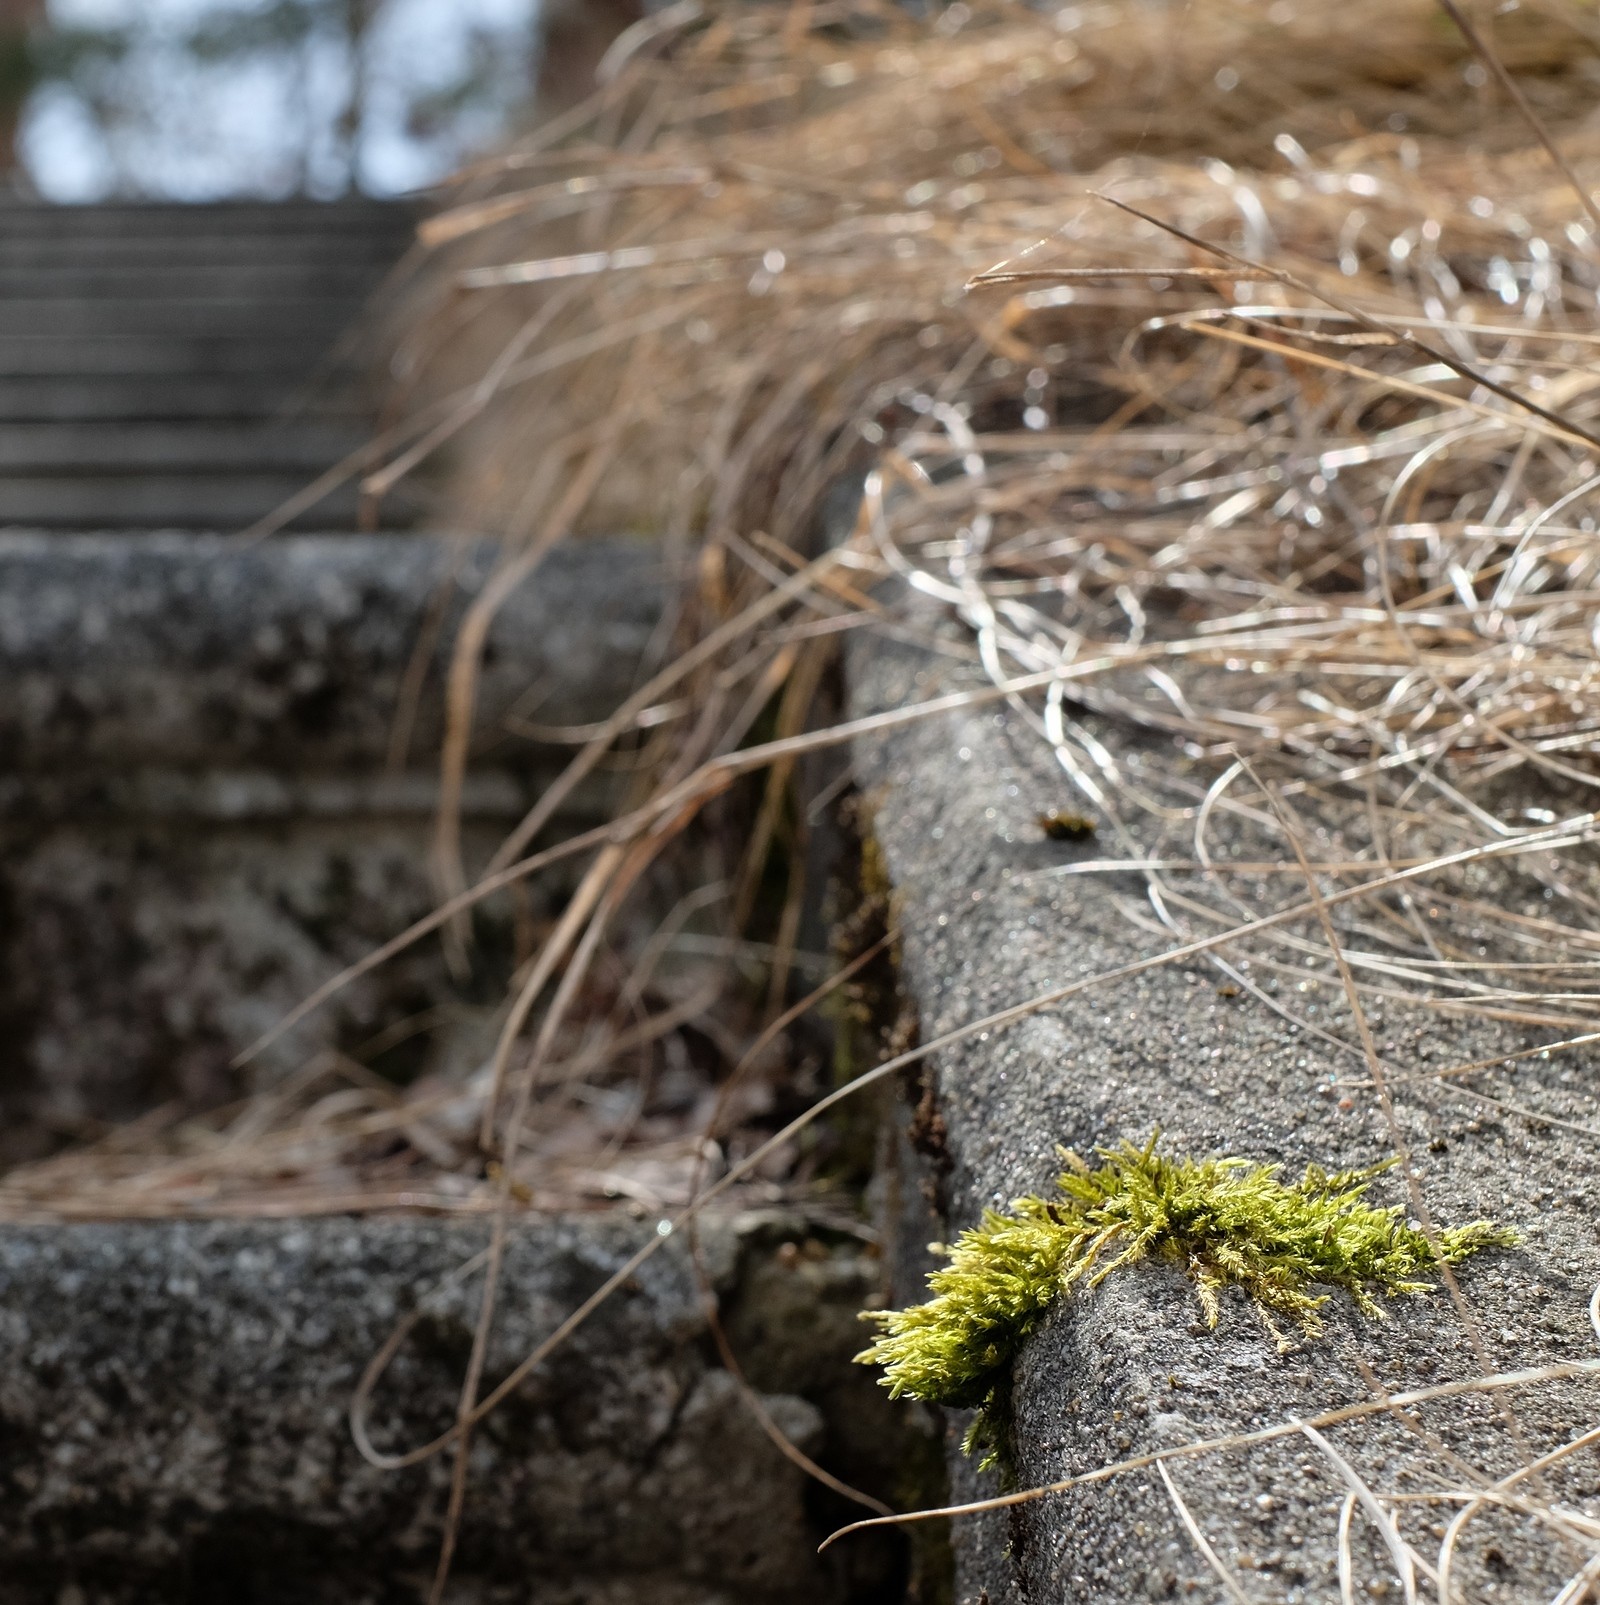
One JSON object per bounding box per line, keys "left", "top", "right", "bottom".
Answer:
{"left": 0, "top": 299, "right": 376, "bottom": 339}
{"left": 0, "top": 336, "right": 363, "bottom": 376}
{"left": 0, "top": 419, "right": 373, "bottom": 472}
{"left": 0, "top": 375, "right": 365, "bottom": 422}
{"left": 0, "top": 199, "right": 418, "bottom": 236}
{"left": 0, "top": 236, "right": 415, "bottom": 267}
{"left": 0, "top": 266, "right": 400, "bottom": 298}
{"left": 0, "top": 475, "right": 415, "bottom": 529}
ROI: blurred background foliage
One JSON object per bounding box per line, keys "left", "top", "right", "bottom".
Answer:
{"left": 0, "top": 0, "right": 605, "bottom": 199}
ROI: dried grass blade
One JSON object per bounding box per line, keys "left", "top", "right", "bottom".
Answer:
{"left": 1157, "top": 1460, "right": 1259, "bottom": 1605}
{"left": 1294, "top": 1419, "right": 1422, "bottom": 1604}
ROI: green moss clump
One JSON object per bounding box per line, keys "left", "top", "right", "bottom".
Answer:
{"left": 857, "top": 1133, "right": 1514, "bottom": 1466}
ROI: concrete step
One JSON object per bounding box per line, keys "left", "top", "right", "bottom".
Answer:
{"left": 0, "top": 296, "right": 369, "bottom": 339}
{"left": 0, "top": 419, "right": 372, "bottom": 472}
{"left": 0, "top": 263, "right": 401, "bottom": 300}
{"left": 0, "top": 232, "right": 417, "bottom": 270}
{"left": 0, "top": 532, "right": 667, "bottom": 770}
{"left": 0, "top": 1214, "right": 910, "bottom": 1603}
{"left": 0, "top": 534, "right": 668, "bottom": 1141}
{"left": 0, "top": 198, "right": 417, "bottom": 238}
{"left": 850, "top": 624, "right": 1600, "bottom": 1603}
{"left": 0, "top": 374, "right": 365, "bottom": 422}
{"left": 0, "top": 473, "right": 385, "bottom": 529}
{"left": 0, "top": 333, "right": 357, "bottom": 377}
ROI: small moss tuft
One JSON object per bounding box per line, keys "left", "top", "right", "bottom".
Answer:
{"left": 857, "top": 1133, "right": 1514, "bottom": 1466}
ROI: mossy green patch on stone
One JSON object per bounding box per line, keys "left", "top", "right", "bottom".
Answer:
{"left": 857, "top": 1133, "right": 1514, "bottom": 1467}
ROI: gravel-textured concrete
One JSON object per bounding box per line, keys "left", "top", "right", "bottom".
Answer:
{"left": 0, "top": 534, "right": 669, "bottom": 1157}
{"left": 0, "top": 1211, "right": 918, "bottom": 1604}
{"left": 850, "top": 628, "right": 1600, "bottom": 1604}
{"left": 0, "top": 532, "right": 666, "bottom": 776}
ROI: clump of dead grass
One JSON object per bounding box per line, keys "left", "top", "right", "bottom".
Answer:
{"left": 364, "top": 6, "right": 1600, "bottom": 1595}
{"left": 340, "top": 0, "right": 1600, "bottom": 1203}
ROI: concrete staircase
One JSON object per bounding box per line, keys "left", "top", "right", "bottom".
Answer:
{"left": 0, "top": 194, "right": 937, "bottom": 1598}
{"left": 0, "top": 199, "right": 473, "bottom": 1158}
{"left": 0, "top": 202, "right": 924, "bottom": 1604}
{"left": 0, "top": 199, "right": 418, "bottom": 530}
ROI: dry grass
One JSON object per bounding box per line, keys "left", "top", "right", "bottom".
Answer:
{"left": 31, "top": 0, "right": 1600, "bottom": 1222}
{"left": 359, "top": 4, "right": 1600, "bottom": 1594}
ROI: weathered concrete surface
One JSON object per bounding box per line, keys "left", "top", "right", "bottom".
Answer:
{"left": 0, "top": 1211, "right": 918, "bottom": 1604}
{"left": 0, "top": 532, "right": 665, "bottom": 775}
{"left": 851, "top": 630, "right": 1600, "bottom": 1604}
{"left": 0, "top": 534, "right": 669, "bottom": 1159}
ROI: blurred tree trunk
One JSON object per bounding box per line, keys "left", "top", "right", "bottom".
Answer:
{"left": 536, "top": 0, "right": 645, "bottom": 119}
{"left": 0, "top": 0, "right": 41, "bottom": 176}
{"left": 337, "top": 0, "right": 377, "bottom": 193}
